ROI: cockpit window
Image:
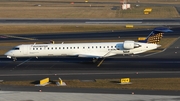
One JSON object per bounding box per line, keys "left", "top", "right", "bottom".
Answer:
{"left": 12, "top": 47, "right": 20, "bottom": 50}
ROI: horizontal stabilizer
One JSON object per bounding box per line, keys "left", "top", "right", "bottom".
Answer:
{"left": 153, "top": 27, "right": 173, "bottom": 33}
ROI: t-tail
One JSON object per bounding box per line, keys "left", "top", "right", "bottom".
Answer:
{"left": 138, "top": 27, "right": 173, "bottom": 44}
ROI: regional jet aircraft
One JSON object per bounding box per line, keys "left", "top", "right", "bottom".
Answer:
{"left": 4, "top": 27, "right": 172, "bottom": 66}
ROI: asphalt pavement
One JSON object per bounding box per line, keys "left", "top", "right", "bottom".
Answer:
{"left": 0, "top": 27, "right": 180, "bottom": 96}
{"left": 0, "top": 18, "right": 180, "bottom": 25}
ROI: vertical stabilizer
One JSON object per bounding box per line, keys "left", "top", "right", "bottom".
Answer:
{"left": 139, "top": 27, "right": 173, "bottom": 44}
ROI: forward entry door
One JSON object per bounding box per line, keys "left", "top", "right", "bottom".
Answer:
{"left": 23, "top": 45, "right": 28, "bottom": 55}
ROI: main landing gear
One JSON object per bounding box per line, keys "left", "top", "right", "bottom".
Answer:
{"left": 92, "top": 58, "right": 98, "bottom": 63}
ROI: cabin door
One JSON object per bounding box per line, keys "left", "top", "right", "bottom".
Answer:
{"left": 23, "top": 45, "right": 28, "bottom": 55}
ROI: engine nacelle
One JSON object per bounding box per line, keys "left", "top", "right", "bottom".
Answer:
{"left": 123, "top": 40, "right": 141, "bottom": 50}
{"left": 123, "top": 41, "right": 135, "bottom": 49}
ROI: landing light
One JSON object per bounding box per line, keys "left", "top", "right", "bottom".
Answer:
{"left": 7, "top": 56, "right": 11, "bottom": 59}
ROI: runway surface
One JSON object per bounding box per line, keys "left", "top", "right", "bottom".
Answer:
{"left": 0, "top": 18, "right": 179, "bottom": 25}
{"left": 1, "top": 27, "right": 180, "bottom": 95}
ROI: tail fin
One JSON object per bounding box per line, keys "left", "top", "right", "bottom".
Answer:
{"left": 139, "top": 27, "right": 173, "bottom": 44}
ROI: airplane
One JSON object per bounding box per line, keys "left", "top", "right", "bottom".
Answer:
{"left": 4, "top": 27, "right": 172, "bottom": 67}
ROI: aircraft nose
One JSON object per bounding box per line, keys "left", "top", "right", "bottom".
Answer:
{"left": 4, "top": 51, "right": 12, "bottom": 58}
{"left": 4, "top": 52, "right": 9, "bottom": 56}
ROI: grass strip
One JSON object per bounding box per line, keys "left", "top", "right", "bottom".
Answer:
{"left": 0, "top": 25, "right": 156, "bottom": 35}
{"left": 0, "top": 1, "right": 178, "bottom": 18}
{"left": 1, "top": 78, "right": 180, "bottom": 91}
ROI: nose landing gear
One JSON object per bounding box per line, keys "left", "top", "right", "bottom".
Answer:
{"left": 12, "top": 57, "right": 17, "bottom": 61}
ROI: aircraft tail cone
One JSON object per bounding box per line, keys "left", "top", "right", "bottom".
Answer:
{"left": 157, "top": 45, "right": 161, "bottom": 47}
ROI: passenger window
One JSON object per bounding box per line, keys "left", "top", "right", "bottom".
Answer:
{"left": 48, "top": 48, "right": 49, "bottom": 50}
{"left": 55, "top": 47, "right": 57, "bottom": 49}
{"left": 77, "top": 47, "right": 79, "bottom": 49}
{"left": 33, "top": 48, "right": 35, "bottom": 50}
{"left": 59, "top": 47, "right": 61, "bottom": 49}
{"left": 36, "top": 48, "right": 38, "bottom": 50}
{"left": 103, "top": 46, "right": 105, "bottom": 48}
{"left": 83, "top": 47, "right": 85, "bottom": 49}
{"left": 74, "top": 47, "right": 75, "bottom": 49}
{"left": 107, "top": 46, "right": 109, "bottom": 48}
{"left": 63, "top": 47, "right": 65, "bottom": 49}
{"left": 51, "top": 47, "right": 53, "bottom": 50}
{"left": 99, "top": 46, "right": 101, "bottom": 48}
{"left": 67, "top": 47, "right": 68, "bottom": 49}
{"left": 40, "top": 48, "right": 42, "bottom": 50}
{"left": 92, "top": 46, "right": 94, "bottom": 48}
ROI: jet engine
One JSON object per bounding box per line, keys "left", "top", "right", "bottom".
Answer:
{"left": 123, "top": 41, "right": 141, "bottom": 50}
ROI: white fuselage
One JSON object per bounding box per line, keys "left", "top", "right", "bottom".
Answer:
{"left": 5, "top": 41, "right": 159, "bottom": 59}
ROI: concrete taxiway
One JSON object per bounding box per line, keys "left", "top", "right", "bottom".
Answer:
{"left": 0, "top": 91, "right": 180, "bottom": 101}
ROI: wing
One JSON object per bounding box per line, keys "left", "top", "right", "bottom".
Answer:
{"left": 78, "top": 54, "right": 102, "bottom": 58}
{"left": 77, "top": 52, "right": 116, "bottom": 58}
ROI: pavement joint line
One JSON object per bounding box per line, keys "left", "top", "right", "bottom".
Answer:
{"left": 0, "top": 71, "right": 180, "bottom": 77}
{"left": 16, "top": 58, "right": 32, "bottom": 67}
{"left": 3, "top": 35, "right": 37, "bottom": 40}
